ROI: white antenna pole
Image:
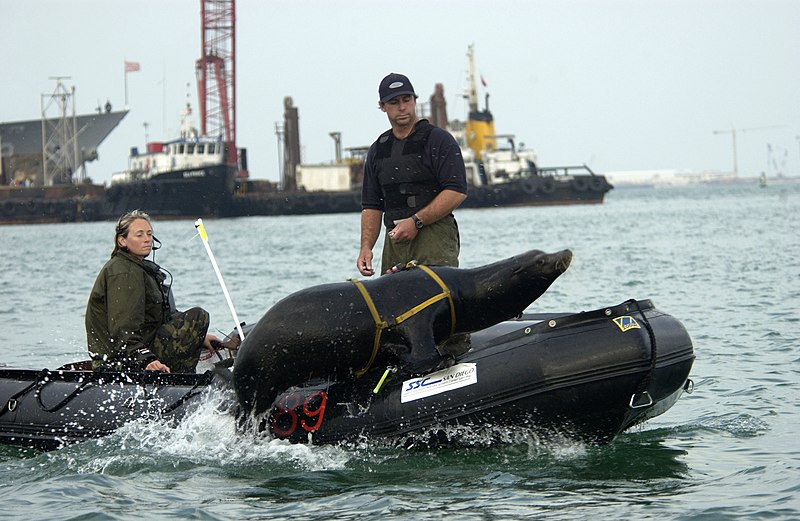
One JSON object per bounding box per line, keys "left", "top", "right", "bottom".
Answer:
{"left": 194, "top": 219, "right": 245, "bottom": 341}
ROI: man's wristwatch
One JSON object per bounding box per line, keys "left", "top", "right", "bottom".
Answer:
{"left": 412, "top": 214, "right": 424, "bottom": 229}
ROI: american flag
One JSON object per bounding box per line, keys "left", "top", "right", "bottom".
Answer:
{"left": 124, "top": 61, "right": 141, "bottom": 73}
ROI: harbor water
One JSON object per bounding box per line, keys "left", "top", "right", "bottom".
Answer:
{"left": 0, "top": 182, "right": 798, "bottom": 520}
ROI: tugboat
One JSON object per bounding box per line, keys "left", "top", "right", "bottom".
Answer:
{"left": 105, "top": 103, "right": 239, "bottom": 218}
{"left": 445, "top": 44, "right": 612, "bottom": 207}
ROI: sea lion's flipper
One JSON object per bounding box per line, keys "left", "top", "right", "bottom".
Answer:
{"left": 398, "top": 325, "right": 446, "bottom": 375}
{"left": 436, "top": 332, "right": 472, "bottom": 357}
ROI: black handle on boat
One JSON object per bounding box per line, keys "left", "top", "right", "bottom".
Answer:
{"left": 159, "top": 371, "right": 216, "bottom": 415}
{"left": 35, "top": 369, "right": 97, "bottom": 413}
{"left": 625, "top": 299, "right": 658, "bottom": 409}
{"left": 0, "top": 379, "right": 38, "bottom": 417}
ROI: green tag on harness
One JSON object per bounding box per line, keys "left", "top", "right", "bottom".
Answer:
{"left": 373, "top": 367, "right": 394, "bottom": 394}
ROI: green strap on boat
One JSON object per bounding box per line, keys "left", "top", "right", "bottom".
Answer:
{"left": 349, "top": 263, "right": 457, "bottom": 378}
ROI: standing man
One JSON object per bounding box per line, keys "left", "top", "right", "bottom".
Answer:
{"left": 357, "top": 73, "right": 468, "bottom": 277}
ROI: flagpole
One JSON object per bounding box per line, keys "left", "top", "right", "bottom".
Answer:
{"left": 123, "top": 60, "right": 140, "bottom": 109}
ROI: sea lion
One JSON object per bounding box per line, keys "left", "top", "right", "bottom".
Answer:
{"left": 233, "top": 249, "right": 572, "bottom": 419}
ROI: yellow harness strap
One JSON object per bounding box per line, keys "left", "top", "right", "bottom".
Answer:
{"left": 349, "top": 264, "right": 456, "bottom": 377}
{"left": 413, "top": 264, "right": 457, "bottom": 334}
{"left": 350, "top": 278, "right": 388, "bottom": 377}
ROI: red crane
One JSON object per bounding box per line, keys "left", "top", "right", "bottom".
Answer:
{"left": 195, "top": 0, "right": 247, "bottom": 177}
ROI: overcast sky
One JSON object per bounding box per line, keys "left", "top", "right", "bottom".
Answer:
{"left": 2, "top": 0, "right": 798, "bottom": 185}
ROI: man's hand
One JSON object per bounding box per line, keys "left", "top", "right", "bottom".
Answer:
{"left": 358, "top": 209, "right": 382, "bottom": 277}
{"left": 357, "top": 248, "right": 375, "bottom": 276}
{"left": 387, "top": 217, "right": 418, "bottom": 243}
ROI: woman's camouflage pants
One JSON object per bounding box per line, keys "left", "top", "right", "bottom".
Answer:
{"left": 151, "top": 307, "right": 210, "bottom": 373}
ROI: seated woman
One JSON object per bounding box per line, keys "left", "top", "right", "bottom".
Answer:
{"left": 85, "top": 210, "right": 219, "bottom": 373}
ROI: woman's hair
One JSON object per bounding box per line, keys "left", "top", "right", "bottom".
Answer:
{"left": 112, "top": 209, "right": 152, "bottom": 256}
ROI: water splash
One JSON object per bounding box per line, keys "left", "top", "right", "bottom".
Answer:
{"left": 45, "top": 388, "right": 351, "bottom": 474}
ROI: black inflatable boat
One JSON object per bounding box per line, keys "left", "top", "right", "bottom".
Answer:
{"left": 0, "top": 299, "right": 694, "bottom": 450}
{"left": 265, "top": 298, "right": 695, "bottom": 445}
{"left": 0, "top": 368, "right": 230, "bottom": 450}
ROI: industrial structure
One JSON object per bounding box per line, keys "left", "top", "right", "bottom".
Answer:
{"left": 195, "top": 0, "right": 246, "bottom": 177}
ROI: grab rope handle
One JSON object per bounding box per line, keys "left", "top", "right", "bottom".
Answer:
{"left": 159, "top": 372, "right": 215, "bottom": 415}
{"left": 0, "top": 375, "right": 40, "bottom": 417}
{"left": 35, "top": 370, "right": 97, "bottom": 413}
{"left": 628, "top": 299, "right": 658, "bottom": 409}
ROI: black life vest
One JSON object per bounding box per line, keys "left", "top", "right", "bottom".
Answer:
{"left": 141, "top": 258, "right": 176, "bottom": 321}
{"left": 374, "top": 121, "right": 440, "bottom": 227}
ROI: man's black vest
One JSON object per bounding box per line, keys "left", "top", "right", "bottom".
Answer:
{"left": 374, "top": 121, "right": 440, "bottom": 227}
